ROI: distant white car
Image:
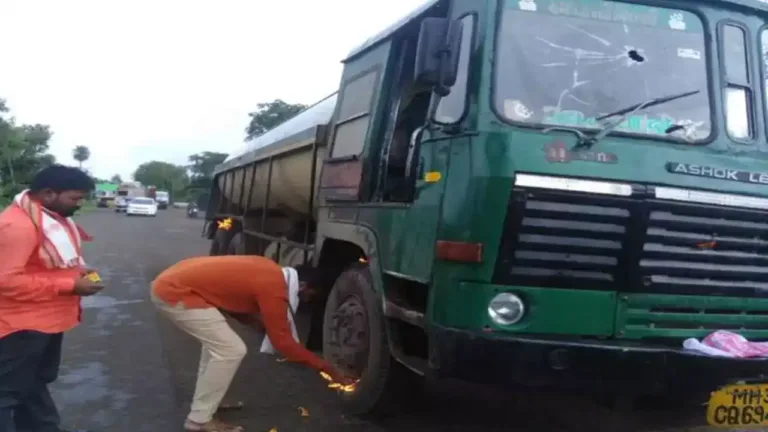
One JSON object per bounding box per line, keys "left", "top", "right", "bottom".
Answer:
{"left": 126, "top": 197, "right": 158, "bottom": 217}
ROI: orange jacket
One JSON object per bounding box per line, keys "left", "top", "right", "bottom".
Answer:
{"left": 0, "top": 205, "right": 83, "bottom": 338}
{"left": 152, "top": 255, "right": 330, "bottom": 372}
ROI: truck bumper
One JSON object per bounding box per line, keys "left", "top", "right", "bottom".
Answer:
{"left": 431, "top": 325, "right": 768, "bottom": 399}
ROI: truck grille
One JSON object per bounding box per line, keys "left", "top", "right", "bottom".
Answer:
{"left": 494, "top": 191, "right": 631, "bottom": 291}
{"left": 493, "top": 186, "right": 768, "bottom": 299}
{"left": 642, "top": 200, "right": 768, "bottom": 297}
{"left": 616, "top": 294, "right": 768, "bottom": 339}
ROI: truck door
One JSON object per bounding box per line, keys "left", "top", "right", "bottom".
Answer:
{"left": 373, "top": 7, "right": 477, "bottom": 281}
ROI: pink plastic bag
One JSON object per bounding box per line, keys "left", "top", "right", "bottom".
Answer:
{"left": 702, "top": 330, "right": 768, "bottom": 358}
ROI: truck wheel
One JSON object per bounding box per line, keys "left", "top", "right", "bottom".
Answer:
{"left": 225, "top": 233, "right": 245, "bottom": 255}
{"left": 323, "top": 264, "right": 407, "bottom": 417}
{"left": 209, "top": 229, "right": 230, "bottom": 256}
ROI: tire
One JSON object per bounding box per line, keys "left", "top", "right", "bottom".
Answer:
{"left": 209, "top": 229, "right": 229, "bottom": 256}
{"left": 323, "top": 264, "right": 408, "bottom": 417}
{"left": 225, "top": 232, "right": 245, "bottom": 256}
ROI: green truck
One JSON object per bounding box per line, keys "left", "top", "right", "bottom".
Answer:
{"left": 204, "top": 0, "right": 768, "bottom": 427}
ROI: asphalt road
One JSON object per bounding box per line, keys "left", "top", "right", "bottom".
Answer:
{"left": 50, "top": 208, "right": 730, "bottom": 432}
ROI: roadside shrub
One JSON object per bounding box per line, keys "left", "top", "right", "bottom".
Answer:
{"left": 0, "top": 183, "right": 21, "bottom": 209}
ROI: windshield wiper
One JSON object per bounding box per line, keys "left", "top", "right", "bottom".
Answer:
{"left": 544, "top": 89, "right": 700, "bottom": 149}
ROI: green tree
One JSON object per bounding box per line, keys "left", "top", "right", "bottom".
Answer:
{"left": 185, "top": 151, "right": 227, "bottom": 207}
{"left": 110, "top": 174, "right": 122, "bottom": 184}
{"left": 188, "top": 151, "right": 227, "bottom": 186}
{"left": 188, "top": 151, "right": 227, "bottom": 179}
{"left": 133, "top": 161, "right": 189, "bottom": 199}
{"left": 0, "top": 102, "right": 19, "bottom": 187}
{"left": 0, "top": 99, "right": 56, "bottom": 206}
{"left": 72, "top": 145, "right": 90, "bottom": 169}
{"left": 245, "top": 99, "right": 307, "bottom": 141}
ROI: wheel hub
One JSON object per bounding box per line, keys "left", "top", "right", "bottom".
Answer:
{"left": 327, "top": 295, "right": 370, "bottom": 375}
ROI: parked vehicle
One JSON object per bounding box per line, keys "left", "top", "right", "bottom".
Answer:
{"left": 155, "top": 191, "right": 170, "bottom": 210}
{"left": 144, "top": 186, "right": 170, "bottom": 209}
{"left": 115, "top": 182, "right": 146, "bottom": 213}
{"left": 202, "top": 0, "right": 768, "bottom": 428}
{"left": 126, "top": 197, "right": 158, "bottom": 217}
{"left": 95, "top": 183, "right": 118, "bottom": 208}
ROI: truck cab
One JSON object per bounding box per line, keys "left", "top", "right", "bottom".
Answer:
{"left": 318, "top": 0, "right": 768, "bottom": 422}
{"left": 207, "top": 0, "right": 768, "bottom": 427}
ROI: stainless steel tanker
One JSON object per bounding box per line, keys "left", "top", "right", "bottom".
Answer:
{"left": 214, "top": 93, "right": 337, "bottom": 218}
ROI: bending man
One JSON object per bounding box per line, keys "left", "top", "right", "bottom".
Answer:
{"left": 151, "top": 255, "right": 348, "bottom": 432}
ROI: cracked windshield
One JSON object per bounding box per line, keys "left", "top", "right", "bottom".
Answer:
{"left": 496, "top": 0, "right": 710, "bottom": 141}
{"left": 4, "top": 0, "right": 768, "bottom": 432}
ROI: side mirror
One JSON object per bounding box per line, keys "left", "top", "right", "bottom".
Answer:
{"left": 414, "top": 17, "right": 463, "bottom": 96}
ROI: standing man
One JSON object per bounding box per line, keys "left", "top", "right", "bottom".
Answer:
{"left": 151, "top": 255, "right": 350, "bottom": 432}
{"left": 0, "top": 164, "right": 105, "bottom": 432}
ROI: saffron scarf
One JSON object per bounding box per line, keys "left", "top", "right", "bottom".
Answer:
{"left": 260, "top": 267, "right": 300, "bottom": 354}
{"left": 13, "top": 190, "right": 89, "bottom": 269}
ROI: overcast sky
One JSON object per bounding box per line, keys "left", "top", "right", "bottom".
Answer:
{"left": 0, "top": 0, "right": 428, "bottom": 180}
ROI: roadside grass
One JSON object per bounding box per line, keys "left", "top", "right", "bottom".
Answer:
{"left": 78, "top": 201, "right": 99, "bottom": 214}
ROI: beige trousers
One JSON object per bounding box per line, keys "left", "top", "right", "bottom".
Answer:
{"left": 151, "top": 292, "right": 247, "bottom": 423}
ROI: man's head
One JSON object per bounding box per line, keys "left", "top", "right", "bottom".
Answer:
{"left": 295, "top": 263, "right": 320, "bottom": 302}
{"left": 29, "top": 164, "right": 95, "bottom": 218}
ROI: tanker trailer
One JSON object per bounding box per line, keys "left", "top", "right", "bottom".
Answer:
{"left": 205, "top": 93, "right": 337, "bottom": 264}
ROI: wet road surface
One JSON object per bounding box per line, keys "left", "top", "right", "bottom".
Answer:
{"left": 52, "top": 208, "right": 725, "bottom": 432}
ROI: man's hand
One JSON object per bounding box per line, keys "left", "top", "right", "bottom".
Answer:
{"left": 323, "top": 364, "right": 357, "bottom": 386}
{"left": 72, "top": 276, "right": 104, "bottom": 296}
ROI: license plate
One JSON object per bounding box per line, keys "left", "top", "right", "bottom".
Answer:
{"left": 707, "top": 383, "right": 768, "bottom": 428}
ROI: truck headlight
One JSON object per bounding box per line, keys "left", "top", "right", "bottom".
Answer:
{"left": 488, "top": 293, "right": 525, "bottom": 325}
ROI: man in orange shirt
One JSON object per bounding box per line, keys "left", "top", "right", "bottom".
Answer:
{"left": 151, "top": 255, "right": 349, "bottom": 432}
{"left": 0, "top": 165, "right": 105, "bottom": 432}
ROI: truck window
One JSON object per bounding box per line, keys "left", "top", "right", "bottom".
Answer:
{"left": 722, "top": 24, "right": 752, "bottom": 140}
{"left": 494, "top": 0, "right": 710, "bottom": 143}
{"left": 331, "top": 70, "right": 379, "bottom": 158}
{"left": 434, "top": 14, "right": 475, "bottom": 124}
{"left": 378, "top": 31, "right": 432, "bottom": 202}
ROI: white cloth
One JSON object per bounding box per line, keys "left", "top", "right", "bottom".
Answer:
{"left": 260, "top": 267, "right": 300, "bottom": 354}
{"left": 151, "top": 292, "right": 247, "bottom": 423}
{"left": 14, "top": 190, "right": 85, "bottom": 269}
{"left": 683, "top": 338, "right": 736, "bottom": 358}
